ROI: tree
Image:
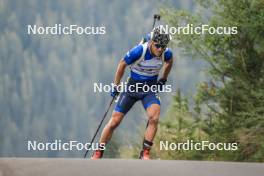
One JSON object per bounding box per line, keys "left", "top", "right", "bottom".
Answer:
{"left": 155, "top": 0, "right": 264, "bottom": 161}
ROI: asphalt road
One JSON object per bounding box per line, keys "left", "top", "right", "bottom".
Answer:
{"left": 0, "top": 158, "right": 263, "bottom": 176}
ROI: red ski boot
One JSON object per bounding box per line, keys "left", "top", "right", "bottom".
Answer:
{"left": 139, "top": 148, "right": 151, "bottom": 160}
{"left": 91, "top": 150, "right": 103, "bottom": 159}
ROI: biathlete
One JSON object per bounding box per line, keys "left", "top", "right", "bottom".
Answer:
{"left": 92, "top": 26, "right": 173, "bottom": 160}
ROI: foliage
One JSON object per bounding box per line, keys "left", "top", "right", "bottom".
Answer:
{"left": 153, "top": 0, "right": 264, "bottom": 161}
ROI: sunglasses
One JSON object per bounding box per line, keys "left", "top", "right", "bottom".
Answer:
{"left": 154, "top": 43, "right": 166, "bottom": 49}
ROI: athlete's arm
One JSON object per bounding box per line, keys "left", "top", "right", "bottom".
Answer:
{"left": 114, "top": 59, "right": 127, "bottom": 85}
{"left": 161, "top": 58, "right": 173, "bottom": 80}
{"left": 161, "top": 48, "right": 173, "bottom": 80}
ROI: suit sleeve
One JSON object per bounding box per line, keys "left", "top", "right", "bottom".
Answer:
{"left": 123, "top": 44, "right": 143, "bottom": 65}
{"left": 164, "top": 48, "right": 173, "bottom": 62}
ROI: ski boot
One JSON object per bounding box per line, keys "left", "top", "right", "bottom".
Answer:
{"left": 91, "top": 150, "right": 104, "bottom": 159}
{"left": 139, "top": 148, "right": 151, "bottom": 160}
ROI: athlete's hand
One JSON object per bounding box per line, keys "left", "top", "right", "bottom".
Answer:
{"left": 110, "top": 86, "right": 119, "bottom": 98}
{"left": 157, "top": 78, "right": 167, "bottom": 91}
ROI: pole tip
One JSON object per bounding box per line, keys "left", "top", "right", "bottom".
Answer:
{"left": 154, "top": 14, "right": 161, "bottom": 20}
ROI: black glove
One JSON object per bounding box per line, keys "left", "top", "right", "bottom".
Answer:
{"left": 157, "top": 78, "right": 167, "bottom": 91}
{"left": 110, "top": 86, "right": 119, "bottom": 98}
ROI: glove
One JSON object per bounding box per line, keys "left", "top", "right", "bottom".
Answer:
{"left": 157, "top": 78, "right": 167, "bottom": 91}
{"left": 110, "top": 86, "right": 119, "bottom": 98}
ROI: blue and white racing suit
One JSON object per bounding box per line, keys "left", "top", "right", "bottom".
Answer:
{"left": 114, "top": 39, "right": 173, "bottom": 114}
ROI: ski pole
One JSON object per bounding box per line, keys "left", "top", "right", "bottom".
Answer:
{"left": 84, "top": 96, "right": 116, "bottom": 158}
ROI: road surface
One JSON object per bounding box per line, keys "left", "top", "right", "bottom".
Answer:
{"left": 0, "top": 158, "right": 263, "bottom": 176}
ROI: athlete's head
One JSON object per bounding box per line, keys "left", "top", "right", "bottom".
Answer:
{"left": 150, "top": 25, "right": 171, "bottom": 57}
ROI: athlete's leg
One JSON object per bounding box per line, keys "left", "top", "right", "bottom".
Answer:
{"left": 142, "top": 92, "right": 161, "bottom": 142}
{"left": 139, "top": 93, "right": 160, "bottom": 159}
{"left": 144, "top": 104, "right": 160, "bottom": 142}
{"left": 99, "top": 92, "right": 138, "bottom": 144}
{"left": 99, "top": 111, "right": 124, "bottom": 144}
{"left": 92, "top": 92, "right": 138, "bottom": 159}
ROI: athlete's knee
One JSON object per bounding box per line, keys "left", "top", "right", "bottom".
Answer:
{"left": 148, "top": 115, "right": 159, "bottom": 125}
{"left": 107, "top": 111, "right": 124, "bottom": 130}
{"left": 147, "top": 104, "right": 160, "bottom": 125}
